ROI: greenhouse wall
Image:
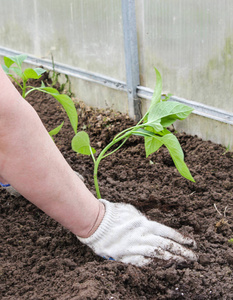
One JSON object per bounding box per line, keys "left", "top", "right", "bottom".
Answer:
{"left": 0, "top": 0, "right": 232, "bottom": 150}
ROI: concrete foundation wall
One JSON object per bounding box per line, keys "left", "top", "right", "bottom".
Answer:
{"left": 0, "top": 0, "right": 232, "bottom": 149}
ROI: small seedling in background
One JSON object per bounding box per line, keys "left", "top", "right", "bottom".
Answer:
{"left": 214, "top": 204, "right": 232, "bottom": 244}
{"left": 51, "top": 54, "right": 74, "bottom": 97}
{"left": 2, "top": 54, "right": 78, "bottom": 138}
{"left": 214, "top": 203, "right": 229, "bottom": 230}
{"left": 222, "top": 144, "right": 230, "bottom": 155}
{"left": 72, "top": 68, "right": 195, "bottom": 199}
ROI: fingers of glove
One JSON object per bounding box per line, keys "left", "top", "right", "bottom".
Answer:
{"left": 118, "top": 248, "right": 189, "bottom": 267}
{"left": 117, "top": 241, "right": 197, "bottom": 262}
{"left": 117, "top": 204, "right": 197, "bottom": 248}
{"left": 120, "top": 255, "right": 152, "bottom": 267}
{"left": 148, "top": 220, "right": 197, "bottom": 248}
{"left": 148, "top": 235, "right": 198, "bottom": 261}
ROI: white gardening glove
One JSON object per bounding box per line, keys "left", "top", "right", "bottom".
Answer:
{"left": 77, "top": 199, "right": 198, "bottom": 267}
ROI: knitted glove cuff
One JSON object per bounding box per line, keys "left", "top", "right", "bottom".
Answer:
{"left": 77, "top": 199, "right": 116, "bottom": 246}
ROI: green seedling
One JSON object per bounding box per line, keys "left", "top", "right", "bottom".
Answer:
{"left": 50, "top": 54, "right": 73, "bottom": 97}
{"left": 72, "top": 68, "right": 195, "bottom": 199}
{"left": 228, "top": 239, "right": 233, "bottom": 244}
{"left": 2, "top": 54, "right": 78, "bottom": 138}
{"left": 222, "top": 144, "right": 230, "bottom": 155}
{"left": 214, "top": 203, "right": 229, "bottom": 232}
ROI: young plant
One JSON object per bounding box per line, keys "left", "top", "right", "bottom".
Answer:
{"left": 2, "top": 54, "right": 78, "bottom": 137}
{"left": 51, "top": 53, "right": 74, "bottom": 98}
{"left": 72, "top": 68, "right": 195, "bottom": 199}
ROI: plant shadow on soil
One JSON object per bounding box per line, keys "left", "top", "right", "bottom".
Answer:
{"left": 1, "top": 76, "right": 233, "bottom": 299}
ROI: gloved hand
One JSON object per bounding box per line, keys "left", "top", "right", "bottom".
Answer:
{"left": 77, "top": 199, "right": 198, "bottom": 266}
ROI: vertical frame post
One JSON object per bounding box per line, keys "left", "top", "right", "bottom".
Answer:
{"left": 121, "top": 0, "right": 141, "bottom": 120}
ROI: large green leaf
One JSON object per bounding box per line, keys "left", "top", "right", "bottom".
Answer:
{"left": 148, "top": 68, "right": 163, "bottom": 112}
{"left": 4, "top": 54, "right": 27, "bottom": 68}
{"left": 24, "top": 68, "right": 46, "bottom": 80}
{"left": 160, "top": 116, "right": 177, "bottom": 127}
{"left": 10, "top": 67, "right": 23, "bottom": 79}
{"left": 38, "top": 87, "right": 78, "bottom": 134}
{"left": 72, "top": 131, "right": 96, "bottom": 155}
{"left": 53, "top": 93, "right": 78, "bottom": 134}
{"left": 132, "top": 128, "right": 164, "bottom": 157}
{"left": 148, "top": 101, "right": 193, "bottom": 125}
{"left": 145, "top": 135, "right": 164, "bottom": 157}
{"left": 4, "top": 56, "right": 15, "bottom": 68}
{"left": 162, "top": 134, "right": 195, "bottom": 182}
{"left": 142, "top": 130, "right": 194, "bottom": 181}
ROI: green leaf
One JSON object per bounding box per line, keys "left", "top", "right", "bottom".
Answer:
{"left": 5, "top": 54, "right": 27, "bottom": 68}
{"left": 133, "top": 128, "right": 168, "bottom": 156}
{"left": 38, "top": 87, "right": 78, "bottom": 134}
{"left": 1, "top": 65, "right": 11, "bottom": 75}
{"left": 160, "top": 116, "right": 177, "bottom": 127}
{"left": 24, "top": 67, "right": 46, "bottom": 80}
{"left": 39, "top": 86, "right": 59, "bottom": 94}
{"left": 158, "top": 128, "right": 172, "bottom": 136}
{"left": 148, "top": 68, "right": 163, "bottom": 111}
{"left": 162, "top": 134, "right": 195, "bottom": 182}
{"left": 148, "top": 101, "right": 193, "bottom": 126}
{"left": 4, "top": 56, "right": 15, "bottom": 68}
{"left": 10, "top": 67, "right": 24, "bottom": 79}
{"left": 145, "top": 135, "right": 164, "bottom": 157}
{"left": 163, "top": 93, "right": 173, "bottom": 101}
{"left": 72, "top": 131, "right": 96, "bottom": 155}
{"left": 41, "top": 81, "right": 46, "bottom": 88}
{"left": 53, "top": 93, "right": 78, "bottom": 134}
{"left": 23, "top": 68, "right": 46, "bottom": 80}
{"left": 145, "top": 121, "right": 164, "bottom": 132}
{"left": 143, "top": 130, "right": 194, "bottom": 181}
{"left": 49, "top": 121, "right": 64, "bottom": 137}
{"left": 34, "top": 67, "right": 46, "bottom": 76}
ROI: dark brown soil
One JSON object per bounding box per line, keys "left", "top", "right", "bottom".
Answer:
{"left": 1, "top": 75, "right": 233, "bottom": 299}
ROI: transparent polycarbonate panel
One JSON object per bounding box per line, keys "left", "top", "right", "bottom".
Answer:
{"left": 136, "top": 0, "right": 233, "bottom": 113}
{"left": 0, "top": 0, "right": 126, "bottom": 81}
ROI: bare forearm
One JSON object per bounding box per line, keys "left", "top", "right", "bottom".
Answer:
{"left": 0, "top": 66, "right": 104, "bottom": 237}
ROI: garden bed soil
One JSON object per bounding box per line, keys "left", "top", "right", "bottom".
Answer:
{"left": 1, "top": 76, "right": 233, "bottom": 299}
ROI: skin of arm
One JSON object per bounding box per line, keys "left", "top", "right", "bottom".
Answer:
{"left": 0, "top": 66, "right": 104, "bottom": 238}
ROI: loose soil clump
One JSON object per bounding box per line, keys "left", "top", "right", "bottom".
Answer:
{"left": 1, "top": 76, "right": 233, "bottom": 299}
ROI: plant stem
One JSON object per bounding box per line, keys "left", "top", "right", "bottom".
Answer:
{"left": 102, "top": 137, "right": 129, "bottom": 159}
{"left": 22, "top": 80, "right": 27, "bottom": 98}
{"left": 93, "top": 130, "right": 133, "bottom": 199}
{"left": 90, "top": 146, "right": 96, "bottom": 163}
{"left": 12, "top": 76, "right": 23, "bottom": 90}
{"left": 25, "top": 87, "right": 46, "bottom": 97}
